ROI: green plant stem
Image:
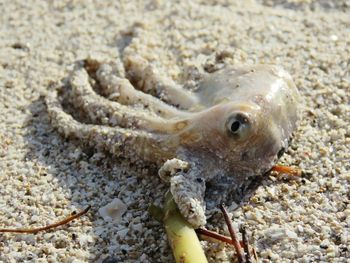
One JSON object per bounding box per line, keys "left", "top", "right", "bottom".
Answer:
{"left": 163, "top": 192, "right": 208, "bottom": 263}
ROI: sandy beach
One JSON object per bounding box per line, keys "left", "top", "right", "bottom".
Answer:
{"left": 0, "top": 1, "right": 349, "bottom": 262}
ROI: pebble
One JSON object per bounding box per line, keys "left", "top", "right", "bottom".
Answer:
{"left": 98, "top": 198, "right": 127, "bottom": 222}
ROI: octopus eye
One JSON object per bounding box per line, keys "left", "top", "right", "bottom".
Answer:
{"left": 230, "top": 120, "right": 241, "bottom": 133}
{"left": 226, "top": 113, "right": 251, "bottom": 138}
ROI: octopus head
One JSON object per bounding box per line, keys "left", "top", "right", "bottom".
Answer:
{"left": 179, "top": 66, "right": 299, "bottom": 180}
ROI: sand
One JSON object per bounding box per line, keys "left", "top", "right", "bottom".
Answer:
{"left": 0, "top": 0, "right": 349, "bottom": 262}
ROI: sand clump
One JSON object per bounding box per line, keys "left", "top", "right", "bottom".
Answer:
{"left": 0, "top": 0, "right": 349, "bottom": 262}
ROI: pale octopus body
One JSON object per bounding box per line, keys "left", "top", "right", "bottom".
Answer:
{"left": 46, "top": 56, "right": 299, "bottom": 227}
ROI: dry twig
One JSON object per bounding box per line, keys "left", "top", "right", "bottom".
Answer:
{"left": 220, "top": 204, "right": 245, "bottom": 263}
{"left": 197, "top": 207, "right": 259, "bottom": 262}
{"left": 0, "top": 206, "right": 91, "bottom": 234}
{"left": 196, "top": 227, "right": 236, "bottom": 246}
{"left": 240, "top": 225, "right": 254, "bottom": 263}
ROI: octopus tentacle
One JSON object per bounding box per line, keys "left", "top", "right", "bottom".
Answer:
{"left": 94, "top": 63, "right": 189, "bottom": 119}
{"left": 123, "top": 55, "right": 199, "bottom": 109}
{"left": 170, "top": 173, "right": 206, "bottom": 228}
{"left": 158, "top": 158, "right": 207, "bottom": 228}
{"left": 68, "top": 68, "right": 187, "bottom": 133}
{"left": 46, "top": 89, "right": 175, "bottom": 164}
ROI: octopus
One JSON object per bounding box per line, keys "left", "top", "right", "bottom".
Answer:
{"left": 46, "top": 55, "right": 299, "bottom": 228}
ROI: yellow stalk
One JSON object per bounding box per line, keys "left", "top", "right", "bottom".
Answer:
{"left": 163, "top": 191, "right": 208, "bottom": 263}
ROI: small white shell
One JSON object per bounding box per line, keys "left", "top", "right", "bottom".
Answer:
{"left": 98, "top": 198, "right": 127, "bottom": 222}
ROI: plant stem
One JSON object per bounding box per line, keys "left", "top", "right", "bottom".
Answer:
{"left": 163, "top": 192, "right": 208, "bottom": 263}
